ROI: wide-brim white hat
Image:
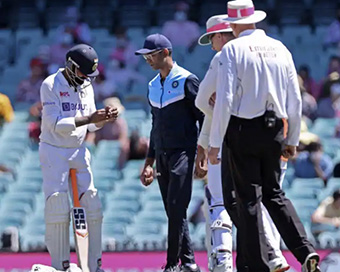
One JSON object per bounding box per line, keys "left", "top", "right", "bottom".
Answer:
{"left": 198, "top": 14, "right": 233, "bottom": 45}
{"left": 225, "top": 0, "right": 266, "bottom": 25}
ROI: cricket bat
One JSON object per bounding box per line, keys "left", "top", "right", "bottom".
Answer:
{"left": 70, "top": 169, "right": 90, "bottom": 272}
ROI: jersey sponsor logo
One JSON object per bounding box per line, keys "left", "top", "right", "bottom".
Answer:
{"left": 42, "top": 102, "right": 55, "bottom": 106}
{"left": 62, "top": 102, "right": 88, "bottom": 111}
{"left": 60, "top": 91, "right": 70, "bottom": 97}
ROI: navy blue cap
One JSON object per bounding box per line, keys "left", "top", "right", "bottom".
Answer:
{"left": 66, "top": 44, "right": 99, "bottom": 77}
{"left": 135, "top": 34, "right": 172, "bottom": 55}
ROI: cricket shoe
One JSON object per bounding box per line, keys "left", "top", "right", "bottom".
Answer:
{"left": 212, "top": 263, "right": 232, "bottom": 272}
{"left": 163, "top": 264, "right": 180, "bottom": 272}
{"left": 302, "top": 253, "right": 320, "bottom": 272}
{"left": 180, "top": 263, "right": 201, "bottom": 272}
{"left": 269, "top": 257, "right": 290, "bottom": 272}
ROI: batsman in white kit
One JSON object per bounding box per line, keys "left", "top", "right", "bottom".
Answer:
{"left": 195, "top": 15, "right": 289, "bottom": 272}
{"left": 38, "top": 44, "right": 118, "bottom": 272}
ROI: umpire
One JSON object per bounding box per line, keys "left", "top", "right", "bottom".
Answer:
{"left": 208, "top": 1, "right": 320, "bottom": 272}
{"left": 136, "top": 34, "right": 203, "bottom": 272}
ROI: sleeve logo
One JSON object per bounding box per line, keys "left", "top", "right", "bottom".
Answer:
{"left": 42, "top": 102, "right": 55, "bottom": 106}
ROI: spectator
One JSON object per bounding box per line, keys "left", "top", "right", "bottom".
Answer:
{"left": 92, "top": 64, "right": 118, "bottom": 101}
{"left": 0, "top": 164, "right": 13, "bottom": 175}
{"left": 298, "top": 119, "right": 320, "bottom": 152}
{"left": 327, "top": 55, "right": 340, "bottom": 76}
{"left": 94, "top": 97, "right": 129, "bottom": 169}
{"left": 16, "top": 58, "right": 47, "bottom": 104}
{"left": 294, "top": 141, "right": 333, "bottom": 185}
{"left": 128, "top": 129, "right": 149, "bottom": 160}
{"left": 162, "top": 1, "right": 200, "bottom": 50}
{"left": 298, "top": 65, "right": 320, "bottom": 100}
{"left": 0, "top": 92, "right": 14, "bottom": 127}
{"left": 28, "top": 101, "right": 42, "bottom": 144}
{"left": 110, "top": 26, "right": 139, "bottom": 69}
{"left": 106, "top": 59, "right": 146, "bottom": 94}
{"left": 317, "top": 71, "right": 340, "bottom": 118}
{"left": 55, "top": 6, "right": 91, "bottom": 44}
{"left": 298, "top": 74, "right": 317, "bottom": 120}
{"left": 324, "top": 5, "right": 340, "bottom": 49}
{"left": 312, "top": 189, "right": 340, "bottom": 229}
{"left": 49, "top": 33, "right": 74, "bottom": 72}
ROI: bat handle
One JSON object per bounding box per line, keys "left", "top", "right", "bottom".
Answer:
{"left": 70, "top": 168, "right": 81, "bottom": 207}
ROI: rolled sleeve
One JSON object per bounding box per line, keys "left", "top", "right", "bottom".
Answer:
{"left": 286, "top": 51, "right": 302, "bottom": 146}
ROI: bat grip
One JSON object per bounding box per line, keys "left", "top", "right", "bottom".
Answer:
{"left": 70, "top": 168, "right": 81, "bottom": 207}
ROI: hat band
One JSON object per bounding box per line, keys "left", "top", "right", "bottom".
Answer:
{"left": 228, "top": 6, "right": 255, "bottom": 18}
{"left": 207, "top": 22, "right": 231, "bottom": 33}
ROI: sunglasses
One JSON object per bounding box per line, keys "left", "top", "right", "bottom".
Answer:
{"left": 143, "top": 50, "right": 163, "bottom": 60}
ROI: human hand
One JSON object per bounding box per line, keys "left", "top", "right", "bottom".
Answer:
{"left": 309, "top": 151, "right": 322, "bottom": 165}
{"left": 209, "top": 92, "right": 216, "bottom": 107}
{"left": 333, "top": 218, "right": 340, "bottom": 228}
{"left": 140, "top": 165, "right": 154, "bottom": 186}
{"left": 105, "top": 106, "right": 119, "bottom": 121}
{"left": 89, "top": 109, "right": 107, "bottom": 123}
{"left": 282, "top": 145, "right": 296, "bottom": 159}
{"left": 195, "top": 145, "right": 208, "bottom": 178}
{"left": 208, "top": 147, "right": 220, "bottom": 165}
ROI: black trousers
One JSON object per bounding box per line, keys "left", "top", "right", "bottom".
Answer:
{"left": 156, "top": 147, "right": 196, "bottom": 266}
{"left": 222, "top": 140, "right": 277, "bottom": 272}
{"left": 222, "top": 115, "right": 315, "bottom": 272}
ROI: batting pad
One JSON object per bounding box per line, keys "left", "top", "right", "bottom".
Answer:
{"left": 80, "top": 189, "right": 103, "bottom": 272}
{"left": 45, "top": 192, "right": 71, "bottom": 270}
{"left": 210, "top": 206, "right": 233, "bottom": 271}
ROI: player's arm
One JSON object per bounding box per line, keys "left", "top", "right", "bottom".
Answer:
{"left": 195, "top": 53, "right": 219, "bottom": 117}
{"left": 285, "top": 50, "right": 302, "bottom": 147}
{"left": 40, "top": 81, "right": 77, "bottom": 134}
{"left": 311, "top": 200, "right": 340, "bottom": 227}
{"left": 184, "top": 74, "right": 204, "bottom": 130}
{"left": 141, "top": 111, "right": 155, "bottom": 186}
{"left": 40, "top": 82, "right": 109, "bottom": 133}
{"left": 209, "top": 45, "right": 236, "bottom": 164}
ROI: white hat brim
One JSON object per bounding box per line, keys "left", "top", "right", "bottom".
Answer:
{"left": 198, "top": 29, "right": 233, "bottom": 46}
{"left": 225, "top": 10, "right": 266, "bottom": 24}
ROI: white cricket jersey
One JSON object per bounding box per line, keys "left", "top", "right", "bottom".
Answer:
{"left": 40, "top": 69, "right": 100, "bottom": 148}
{"left": 195, "top": 52, "right": 220, "bottom": 149}
{"left": 210, "top": 29, "right": 302, "bottom": 148}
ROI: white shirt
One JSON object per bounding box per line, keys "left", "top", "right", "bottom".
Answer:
{"left": 210, "top": 29, "right": 302, "bottom": 148}
{"left": 40, "top": 69, "right": 99, "bottom": 148}
{"left": 195, "top": 52, "right": 220, "bottom": 149}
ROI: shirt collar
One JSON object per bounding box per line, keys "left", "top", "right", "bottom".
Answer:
{"left": 158, "top": 62, "right": 179, "bottom": 82}
{"left": 56, "top": 68, "right": 71, "bottom": 87}
{"left": 238, "top": 29, "right": 265, "bottom": 38}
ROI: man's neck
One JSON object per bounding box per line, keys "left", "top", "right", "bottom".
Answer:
{"left": 159, "top": 59, "right": 174, "bottom": 80}
{"left": 235, "top": 24, "right": 256, "bottom": 37}
{"left": 62, "top": 69, "right": 73, "bottom": 87}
